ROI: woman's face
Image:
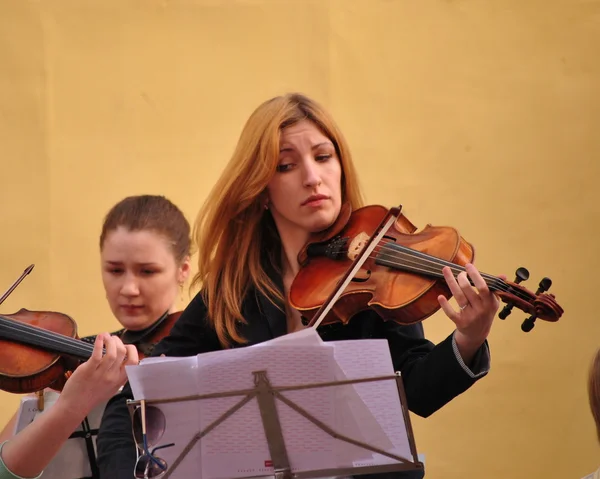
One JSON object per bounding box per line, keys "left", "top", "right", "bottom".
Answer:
{"left": 266, "top": 119, "right": 342, "bottom": 243}
{"left": 101, "top": 227, "right": 190, "bottom": 331}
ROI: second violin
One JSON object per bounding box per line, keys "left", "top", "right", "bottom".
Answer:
{"left": 0, "top": 265, "right": 180, "bottom": 395}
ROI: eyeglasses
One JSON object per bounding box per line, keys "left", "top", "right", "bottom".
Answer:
{"left": 132, "top": 400, "right": 175, "bottom": 479}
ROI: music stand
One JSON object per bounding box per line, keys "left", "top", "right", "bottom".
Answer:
{"left": 126, "top": 370, "right": 424, "bottom": 479}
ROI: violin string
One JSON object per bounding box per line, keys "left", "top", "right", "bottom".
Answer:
{"left": 374, "top": 242, "right": 536, "bottom": 304}
{"left": 352, "top": 241, "right": 497, "bottom": 285}
{"left": 354, "top": 241, "right": 534, "bottom": 303}
{"left": 373, "top": 254, "right": 531, "bottom": 305}
{"left": 0, "top": 315, "right": 95, "bottom": 359}
{"left": 374, "top": 242, "right": 505, "bottom": 287}
{"left": 0, "top": 318, "right": 95, "bottom": 358}
{"left": 373, "top": 242, "right": 515, "bottom": 294}
{"left": 0, "top": 318, "right": 95, "bottom": 357}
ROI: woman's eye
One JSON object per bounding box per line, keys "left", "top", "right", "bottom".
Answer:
{"left": 316, "top": 154, "right": 332, "bottom": 162}
{"left": 276, "top": 163, "right": 294, "bottom": 172}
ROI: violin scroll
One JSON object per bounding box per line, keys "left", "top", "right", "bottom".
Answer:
{"left": 497, "top": 270, "right": 563, "bottom": 332}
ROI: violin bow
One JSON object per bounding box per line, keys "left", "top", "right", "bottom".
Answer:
{"left": 307, "top": 208, "right": 402, "bottom": 329}
{"left": 0, "top": 264, "right": 35, "bottom": 307}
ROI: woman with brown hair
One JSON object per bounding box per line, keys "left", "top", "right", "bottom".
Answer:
{"left": 97, "top": 93, "right": 502, "bottom": 479}
{"left": 0, "top": 194, "right": 191, "bottom": 479}
{"left": 96, "top": 194, "right": 192, "bottom": 351}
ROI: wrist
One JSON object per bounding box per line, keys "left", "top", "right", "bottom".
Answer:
{"left": 454, "top": 331, "right": 484, "bottom": 365}
{"left": 53, "top": 395, "right": 94, "bottom": 426}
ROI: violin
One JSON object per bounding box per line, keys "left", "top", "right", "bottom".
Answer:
{"left": 290, "top": 203, "right": 564, "bottom": 332}
{"left": 0, "top": 265, "right": 180, "bottom": 395}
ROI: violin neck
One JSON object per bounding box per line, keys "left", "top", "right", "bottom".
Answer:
{"left": 0, "top": 315, "right": 94, "bottom": 360}
{"left": 375, "top": 242, "right": 504, "bottom": 292}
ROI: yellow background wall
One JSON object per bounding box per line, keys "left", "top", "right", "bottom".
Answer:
{"left": 1, "top": 1, "right": 598, "bottom": 477}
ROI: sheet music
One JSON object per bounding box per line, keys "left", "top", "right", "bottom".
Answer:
{"left": 125, "top": 334, "right": 415, "bottom": 479}
{"left": 127, "top": 355, "right": 198, "bottom": 400}
{"left": 329, "top": 339, "right": 413, "bottom": 466}
{"left": 250, "top": 327, "right": 323, "bottom": 347}
{"left": 197, "top": 344, "right": 338, "bottom": 479}
{"left": 126, "top": 355, "right": 203, "bottom": 476}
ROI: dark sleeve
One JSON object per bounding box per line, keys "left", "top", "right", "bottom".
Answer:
{"left": 96, "top": 383, "right": 136, "bottom": 479}
{"left": 97, "top": 292, "right": 222, "bottom": 479}
{"left": 382, "top": 321, "right": 490, "bottom": 418}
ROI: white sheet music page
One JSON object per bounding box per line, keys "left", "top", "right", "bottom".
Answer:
{"left": 126, "top": 355, "right": 202, "bottom": 478}
{"left": 247, "top": 328, "right": 393, "bottom": 472}
{"left": 329, "top": 339, "right": 414, "bottom": 467}
{"left": 123, "top": 332, "right": 412, "bottom": 479}
{"left": 127, "top": 355, "right": 198, "bottom": 400}
{"left": 195, "top": 343, "right": 339, "bottom": 479}
{"left": 250, "top": 327, "right": 323, "bottom": 347}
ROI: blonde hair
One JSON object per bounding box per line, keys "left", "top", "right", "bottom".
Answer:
{"left": 589, "top": 347, "right": 600, "bottom": 443}
{"left": 192, "top": 93, "right": 364, "bottom": 347}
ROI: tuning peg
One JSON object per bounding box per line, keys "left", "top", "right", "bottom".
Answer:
{"left": 536, "top": 277, "right": 552, "bottom": 294}
{"left": 498, "top": 305, "right": 512, "bottom": 320}
{"left": 521, "top": 315, "right": 536, "bottom": 332}
{"left": 499, "top": 267, "right": 530, "bottom": 320}
{"left": 519, "top": 278, "right": 552, "bottom": 332}
{"left": 514, "top": 267, "right": 530, "bottom": 284}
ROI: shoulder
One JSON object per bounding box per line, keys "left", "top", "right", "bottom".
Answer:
{"left": 151, "top": 291, "right": 221, "bottom": 357}
{"left": 160, "top": 291, "right": 210, "bottom": 332}
{"left": 175, "top": 290, "right": 210, "bottom": 329}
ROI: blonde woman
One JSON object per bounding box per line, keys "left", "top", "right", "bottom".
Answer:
{"left": 97, "top": 93, "right": 502, "bottom": 479}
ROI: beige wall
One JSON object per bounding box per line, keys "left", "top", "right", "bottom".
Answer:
{"left": 1, "top": 1, "right": 598, "bottom": 477}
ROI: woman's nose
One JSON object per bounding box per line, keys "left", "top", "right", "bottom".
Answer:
{"left": 120, "top": 275, "right": 140, "bottom": 296}
{"left": 302, "top": 160, "right": 322, "bottom": 187}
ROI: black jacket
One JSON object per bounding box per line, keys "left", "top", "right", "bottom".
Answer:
{"left": 97, "top": 284, "right": 490, "bottom": 479}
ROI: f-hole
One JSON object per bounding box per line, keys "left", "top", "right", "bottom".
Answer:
{"left": 352, "top": 269, "right": 371, "bottom": 283}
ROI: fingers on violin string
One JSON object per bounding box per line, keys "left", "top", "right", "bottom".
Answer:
{"left": 442, "top": 266, "right": 469, "bottom": 309}
{"left": 101, "top": 334, "right": 118, "bottom": 372}
{"left": 466, "top": 264, "right": 498, "bottom": 310}
{"left": 91, "top": 333, "right": 106, "bottom": 365}
{"left": 113, "top": 339, "right": 128, "bottom": 371}
{"left": 457, "top": 271, "right": 480, "bottom": 307}
{"left": 465, "top": 263, "right": 490, "bottom": 296}
{"left": 125, "top": 344, "right": 140, "bottom": 366}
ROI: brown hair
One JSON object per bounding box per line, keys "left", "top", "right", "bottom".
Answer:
{"left": 100, "top": 195, "right": 191, "bottom": 262}
{"left": 589, "top": 347, "right": 600, "bottom": 443}
{"left": 192, "top": 93, "right": 364, "bottom": 347}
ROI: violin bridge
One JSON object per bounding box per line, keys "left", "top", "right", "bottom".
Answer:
{"left": 347, "top": 232, "right": 370, "bottom": 261}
